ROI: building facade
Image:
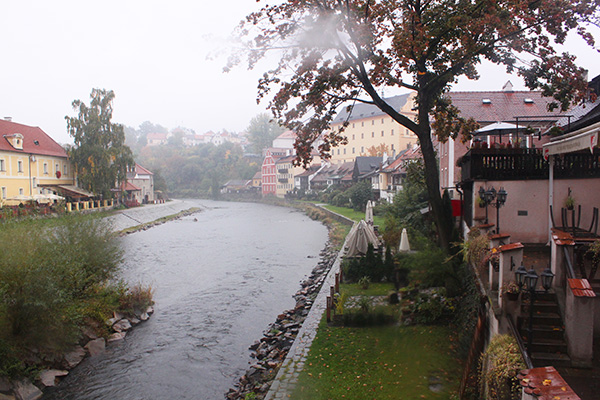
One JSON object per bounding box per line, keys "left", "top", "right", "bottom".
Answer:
{"left": 126, "top": 163, "right": 155, "bottom": 203}
{"left": 0, "top": 119, "right": 72, "bottom": 205}
{"left": 329, "top": 93, "right": 418, "bottom": 164}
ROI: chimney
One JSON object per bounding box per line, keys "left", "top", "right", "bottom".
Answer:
{"left": 502, "top": 81, "right": 513, "bottom": 92}
{"left": 4, "top": 117, "right": 12, "bottom": 122}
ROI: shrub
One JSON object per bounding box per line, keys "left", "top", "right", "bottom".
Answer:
{"left": 410, "top": 288, "right": 455, "bottom": 325}
{"left": 358, "top": 276, "right": 371, "bottom": 290}
{"left": 0, "top": 214, "right": 124, "bottom": 353}
{"left": 342, "top": 244, "right": 385, "bottom": 282}
{"left": 118, "top": 283, "right": 155, "bottom": 315}
{"left": 480, "top": 335, "right": 525, "bottom": 400}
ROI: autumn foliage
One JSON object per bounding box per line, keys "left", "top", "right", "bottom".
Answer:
{"left": 232, "top": 0, "right": 598, "bottom": 249}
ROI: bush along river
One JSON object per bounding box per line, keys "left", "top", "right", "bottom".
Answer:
{"left": 42, "top": 200, "right": 329, "bottom": 400}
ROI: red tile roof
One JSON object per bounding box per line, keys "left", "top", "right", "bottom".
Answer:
{"left": 498, "top": 242, "right": 524, "bottom": 252}
{"left": 519, "top": 366, "right": 580, "bottom": 399}
{"left": 448, "top": 91, "right": 564, "bottom": 123}
{"left": 134, "top": 163, "right": 153, "bottom": 175}
{"left": 0, "top": 119, "right": 67, "bottom": 158}
{"left": 568, "top": 278, "right": 596, "bottom": 298}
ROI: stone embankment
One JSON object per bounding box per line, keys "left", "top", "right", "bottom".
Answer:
{"left": 0, "top": 307, "right": 154, "bottom": 400}
{"left": 226, "top": 242, "right": 339, "bottom": 400}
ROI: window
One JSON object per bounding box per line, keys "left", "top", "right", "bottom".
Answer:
{"left": 371, "top": 120, "right": 374, "bottom": 125}
{"left": 371, "top": 132, "right": 374, "bottom": 138}
{"left": 43, "top": 163, "right": 48, "bottom": 174}
{"left": 1, "top": 187, "right": 6, "bottom": 199}
{"left": 0, "top": 159, "right": 4, "bottom": 171}
{"left": 381, "top": 130, "right": 384, "bottom": 137}
{"left": 352, "top": 134, "right": 355, "bottom": 140}
{"left": 361, "top": 133, "right": 364, "bottom": 139}
{"left": 381, "top": 118, "right": 384, "bottom": 124}
{"left": 352, "top": 123, "right": 355, "bottom": 128}
{"left": 352, "top": 147, "right": 355, "bottom": 154}
{"left": 391, "top": 144, "right": 395, "bottom": 150}
{"left": 32, "top": 178, "right": 37, "bottom": 188}
{"left": 63, "top": 164, "right": 68, "bottom": 176}
{"left": 55, "top": 163, "right": 59, "bottom": 173}
{"left": 361, "top": 121, "right": 364, "bottom": 127}
{"left": 19, "top": 188, "right": 24, "bottom": 195}
{"left": 343, "top": 148, "right": 346, "bottom": 154}
{"left": 18, "top": 160, "right": 23, "bottom": 173}
{"left": 337, "top": 149, "right": 340, "bottom": 155}
{"left": 391, "top": 129, "right": 394, "bottom": 136}
{"left": 361, "top": 146, "right": 364, "bottom": 152}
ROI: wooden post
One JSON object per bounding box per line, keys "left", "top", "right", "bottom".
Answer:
{"left": 326, "top": 296, "right": 331, "bottom": 322}
{"left": 335, "top": 273, "right": 340, "bottom": 293}
{"left": 330, "top": 286, "right": 334, "bottom": 299}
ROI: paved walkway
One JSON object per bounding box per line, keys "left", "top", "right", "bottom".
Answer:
{"left": 107, "top": 199, "right": 200, "bottom": 232}
{"left": 265, "top": 241, "right": 345, "bottom": 399}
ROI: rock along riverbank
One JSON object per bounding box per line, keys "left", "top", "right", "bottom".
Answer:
{"left": 225, "top": 241, "right": 339, "bottom": 400}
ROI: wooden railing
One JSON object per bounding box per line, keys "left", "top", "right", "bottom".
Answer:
{"left": 460, "top": 148, "right": 600, "bottom": 181}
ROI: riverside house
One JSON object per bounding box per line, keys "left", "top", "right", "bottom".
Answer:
{"left": 0, "top": 118, "right": 73, "bottom": 206}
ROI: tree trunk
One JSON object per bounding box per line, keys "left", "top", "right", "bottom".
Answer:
{"left": 416, "top": 104, "right": 453, "bottom": 252}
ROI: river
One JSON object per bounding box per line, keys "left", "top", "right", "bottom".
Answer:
{"left": 43, "top": 200, "right": 329, "bottom": 400}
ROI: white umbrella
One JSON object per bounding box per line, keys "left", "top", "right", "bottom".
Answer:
{"left": 33, "top": 193, "right": 65, "bottom": 203}
{"left": 345, "top": 220, "right": 381, "bottom": 257}
{"left": 365, "top": 200, "right": 374, "bottom": 225}
{"left": 399, "top": 228, "right": 411, "bottom": 252}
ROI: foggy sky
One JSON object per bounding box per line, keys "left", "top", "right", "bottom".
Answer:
{"left": 1, "top": 1, "right": 598, "bottom": 145}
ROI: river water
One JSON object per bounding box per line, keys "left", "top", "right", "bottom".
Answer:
{"left": 43, "top": 200, "right": 328, "bottom": 400}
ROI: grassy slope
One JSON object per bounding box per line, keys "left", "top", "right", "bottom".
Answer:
{"left": 321, "top": 205, "right": 386, "bottom": 229}
{"left": 291, "top": 321, "right": 461, "bottom": 399}
{"left": 291, "top": 281, "right": 462, "bottom": 399}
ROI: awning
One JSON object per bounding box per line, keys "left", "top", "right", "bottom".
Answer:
{"left": 54, "top": 185, "right": 95, "bottom": 199}
{"left": 543, "top": 121, "right": 599, "bottom": 158}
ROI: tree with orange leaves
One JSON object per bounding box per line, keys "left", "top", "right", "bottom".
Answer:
{"left": 231, "top": 0, "right": 598, "bottom": 250}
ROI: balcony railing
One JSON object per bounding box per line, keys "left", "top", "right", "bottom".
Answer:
{"left": 460, "top": 148, "right": 600, "bottom": 181}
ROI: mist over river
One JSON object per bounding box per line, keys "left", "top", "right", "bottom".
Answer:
{"left": 43, "top": 200, "right": 329, "bottom": 400}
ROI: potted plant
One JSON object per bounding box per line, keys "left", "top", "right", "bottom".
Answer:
{"left": 477, "top": 196, "right": 486, "bottom": 208}
{"left": 502, "top": 281, "right": 520, "bottom": 301}
{"left": 565, "top": 195, "right": 575, "bottom": 210}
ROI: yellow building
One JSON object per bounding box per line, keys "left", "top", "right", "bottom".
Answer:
{"left": 275, "top": 154, "right": 303, "bottom": 198}
{"left": 329, "top": 93, "right": 418, "bottom": 164}
{"left": 0, "top": 119, "right": 73, "bottom": 206}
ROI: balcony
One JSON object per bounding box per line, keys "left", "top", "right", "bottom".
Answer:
{"left": 459, "top": 148, "right": 600, "bottom": 182}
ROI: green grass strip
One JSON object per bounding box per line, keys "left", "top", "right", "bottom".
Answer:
{"left": 291, "top": 321, "right": 461, "bottom": 399}
{"left": 117, "top": 207, "right": 202, "bottom": 235}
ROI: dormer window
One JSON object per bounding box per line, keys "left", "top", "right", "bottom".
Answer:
{"left": 524, "top": 98, "right": 534, "bottom": 104}
{"left": 482, "top": 99, "right": 492, "bottom": 104}
{"left": 4, "top": 133, "right": 24, "bottom": 150}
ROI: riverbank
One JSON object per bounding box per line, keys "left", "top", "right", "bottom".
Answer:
{"left": 225, "top": 202, "right": 353, "bottom": 400}
{"left": 226, "top": 242, "right": 339, "bottom": 399}
{"left": 0, "top": 201, "right": 206, "bottom": 400}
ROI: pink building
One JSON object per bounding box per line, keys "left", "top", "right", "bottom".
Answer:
{"left": 437, "top": 82, "right": 563, "bottom": 196}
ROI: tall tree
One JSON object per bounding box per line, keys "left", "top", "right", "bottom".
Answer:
{"left": 231, "top": 0, "right": 598, "bottom": 250}
{"left": 66, "top": 89, "right": 135, "bottom": 198}
{"left": 247, "top": 113, "right": 287, "bottom": 153}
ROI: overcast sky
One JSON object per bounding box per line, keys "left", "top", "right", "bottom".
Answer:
{"left": 1, "top": 1, "right": 598, "bottom": 144}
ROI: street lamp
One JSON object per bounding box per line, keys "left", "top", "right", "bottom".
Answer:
{"left": 490, "top": 186, "right": 508, "bottom": 234}
{"left": 515, "top": 263, "right": 528, "bottom": 290}
{"left": 540, "top": 267, "right": 555, "bottom": 292}
{"left": 479, "top": 186, "right": 489, "bottom": 224}
{"left": 517, "top": 266, "right": 555, "bottom": 356}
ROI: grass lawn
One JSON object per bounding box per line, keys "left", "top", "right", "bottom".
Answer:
{"left": 322, "top": 204, "right": 386, "bottom": 229}
{"left": 291, "top": 322, "right": 461, "bottom": 400}
{"left": 290, "top": 282, "right": 462, "bottom": 399}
